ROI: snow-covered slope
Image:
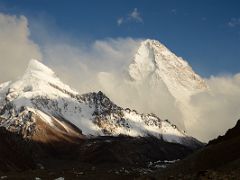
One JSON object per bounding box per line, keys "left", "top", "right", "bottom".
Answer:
{"left": 0, "top": 59, "right": 201, "bottom": 147}
{"left": 128, "top": 39, "right": 208, "bottom": 128}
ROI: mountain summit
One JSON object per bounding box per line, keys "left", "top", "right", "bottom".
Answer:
{"left": 129, "top": 39, "right": 207, "bottom": 101}
{"left": 0, "top": 59, "right": 201, "bottom": 147}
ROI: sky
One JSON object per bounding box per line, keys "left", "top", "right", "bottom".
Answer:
{"left": 0, "top": 0, "right": 240, "bottom": 77}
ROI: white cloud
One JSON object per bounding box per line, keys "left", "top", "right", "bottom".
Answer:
{"left": 117, "top": 8, "right": 143, "bottom": 25}
{"left": 0, "top": 13, "right": 42, "bottom": 83}
{"left": 117, "top": 17, "right": 124, "bottom": 26}
{"left": 43, "top": 38, "right": 142, "bottom": 93}
{"left": 129, "top": 8, "right": 143, "bottom": 22}
{"left": 189, "top": 74, "right": 240, "bottom": 141}
{"left": 228, "top": 17, "right": 240, "bottom": 27}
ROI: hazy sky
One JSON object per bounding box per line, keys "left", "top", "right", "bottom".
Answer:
{"left": 0, "top": 0, "right": 240, "bottom": 77}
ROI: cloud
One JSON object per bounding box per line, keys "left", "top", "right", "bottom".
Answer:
{"left": 43, "top": 38, "right": 142, "bottom": 92}
{"left": 117, "top": 8, "right": 143, "bottom": 25}
{"left": 189, "top": 74, "right": 240, "bottom": 141}
{"left": 129, "top": 8, "right": 143, "bottom": 22}
{"left": 228, "top": 17, "right": 240, "bottom": 27}
{"left": 117, "top": 17, "right": 124, "bottom": 26}
{"left": 0, "top": 13, "right": 42, "bottom": 83}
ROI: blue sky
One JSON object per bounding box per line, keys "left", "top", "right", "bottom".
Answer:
{"left": 0, "top": 0, "right": 240, "bottom": 77}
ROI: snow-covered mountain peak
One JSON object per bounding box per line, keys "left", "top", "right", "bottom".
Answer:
{"left": 140, "top": 39, "right": 174, "bottom": 56}
{"left": 8, "top": 59, "right": 78, "bottom": 99}
{"left": 129, "top": 39, "right": 207, "bottom": 99}
{"left": 25, "top": 59, "right": 55, "bottom": 78}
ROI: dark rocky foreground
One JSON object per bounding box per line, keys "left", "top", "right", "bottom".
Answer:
{"left": 2, "top": 119, "right": 240, "bottom": 180}
{"left": 2, "top": 117, "right": 240, "bottom": 180}
{"left": 0, "top": 127, "right": 201, "bottom": 179}
{"left": 152, "top": 119, "right": 240, "bottom": 180}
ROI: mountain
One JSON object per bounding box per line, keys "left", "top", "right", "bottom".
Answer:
{"left": 128, "top": 39, "right": 208, "bottom": 130}
{"left": 129, "top": 39, "right": 207, "bottom": 100}
{"left": 0, "top": 59, "right": 201, "bottom": 147}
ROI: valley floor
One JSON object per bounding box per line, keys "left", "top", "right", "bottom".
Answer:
{"left": 1, "top": 163, "right": 240, "bottom": 180}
